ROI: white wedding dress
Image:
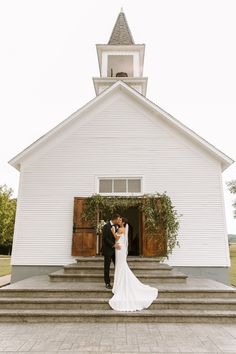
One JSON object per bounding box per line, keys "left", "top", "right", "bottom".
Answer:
{"left": 109, "top": 225, "right": 158, "bottom": 311}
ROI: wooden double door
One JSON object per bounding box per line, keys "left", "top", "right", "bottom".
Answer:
{"left": 71, "top": 197, "right": 167, "bottom": 257}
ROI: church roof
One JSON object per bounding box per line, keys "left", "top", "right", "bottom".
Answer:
{"left": 9, "top": 81, "right": 234, "bottom": 172}
{"left": 108, "top": 9, "right": 135, "bottom": 45}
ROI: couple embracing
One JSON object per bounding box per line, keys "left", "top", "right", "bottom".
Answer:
{"left": 102, "top": 214, "right": 158, "bottom": 312}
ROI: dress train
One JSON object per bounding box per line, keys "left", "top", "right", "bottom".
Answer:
{"left": 109, "top": 225, "right": 158, "bottom": 311}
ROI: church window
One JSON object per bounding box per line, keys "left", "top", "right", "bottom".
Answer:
{"left": 99, "top": 179, "right": 112, "bottom": 193}
{"left": 114, "top": 179, "right": 126, "bottom": 193}
{"left": 98, "top": 178, "right": 142, "bottom": 194}
{"left": 128, "top": 179, "right": 141, "bottom": 193}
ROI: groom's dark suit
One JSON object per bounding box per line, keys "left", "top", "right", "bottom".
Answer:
{"left": 102, "top": 221, "right": 118, "bottom": 285}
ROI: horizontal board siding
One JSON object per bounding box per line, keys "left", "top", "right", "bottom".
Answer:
{"left": 11, "top": 92, "right": 229, "bottom": 266}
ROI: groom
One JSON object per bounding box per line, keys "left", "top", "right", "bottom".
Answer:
{"left": 102, "top": 214, "right": 121, "bottom": 289}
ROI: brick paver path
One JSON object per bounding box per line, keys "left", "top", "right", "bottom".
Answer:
{"left": 0, "top": 322, "right": 236, "bottom": 353}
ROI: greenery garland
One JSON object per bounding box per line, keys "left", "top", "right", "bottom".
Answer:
{"left": 81, "top": 192, "right": 180, "bottom": 258}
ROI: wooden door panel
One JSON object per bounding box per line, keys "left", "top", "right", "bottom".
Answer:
{"left": 72, "top": 232, "right": 96, "bottom": 256}
{"left": 73, "top": 198, "right": 92, "bottom": 229}
{"left": 82, "top": 232, "right": 95, "bottom": 249}
{"left": 72, "top": 197, "right": 96, "bottom": 256}
{"left": 142, "top": 232, "right": 167, "bottom": 257}
{"left": 141, "top": 199, "right": 167, "bottom": 257}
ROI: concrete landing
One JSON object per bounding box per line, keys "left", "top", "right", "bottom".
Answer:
{"left": 2, "top": 274, "right": 234, "bottom": 291}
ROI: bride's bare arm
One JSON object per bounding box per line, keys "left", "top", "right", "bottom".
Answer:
{"left": 111, "top": 226, "right": 121, "bottom": 241}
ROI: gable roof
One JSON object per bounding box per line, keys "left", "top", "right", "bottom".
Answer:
{"left": 9, "top": 81, "right": 234, "bottom": 171}
{"left": 108, "top": 10, "right": 135, "bottom": 45}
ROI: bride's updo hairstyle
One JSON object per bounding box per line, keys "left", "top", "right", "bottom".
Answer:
{"left": 122, "top": 217, "right": 128, "bottom": 226}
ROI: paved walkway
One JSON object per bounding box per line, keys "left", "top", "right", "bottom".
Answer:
{"left": 0, "top": 322, "right": 236, "bottom": 353}
{"left": 0, "top": 275, "right": 11, "bottom": 288}
{"left": 1, "top": 276, "right": 235, "bottom": 352}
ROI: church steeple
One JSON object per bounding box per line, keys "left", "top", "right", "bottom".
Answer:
{"left": 93, "top": 10, "right": 147, "bottom": 96}
{"left": 108, "top": 9, "right": 135, "bottom": 45}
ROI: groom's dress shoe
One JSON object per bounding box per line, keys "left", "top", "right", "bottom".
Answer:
{"left": 105, "top": 284, "right": 112, "bottom": 289}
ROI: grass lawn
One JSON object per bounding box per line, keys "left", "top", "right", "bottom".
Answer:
{"left": 0, "top": 256, "right": 11, "bottom": 277}
{"left": 230, "top": 244, "right": 236, "bottom": 286}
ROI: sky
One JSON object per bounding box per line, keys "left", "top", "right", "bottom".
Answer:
{"left": 0, "top": 0, "right": 235, "bottom": 233}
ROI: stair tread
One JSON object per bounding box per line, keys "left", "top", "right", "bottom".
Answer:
{"left": 0, "top": 297, "right": 236, "bottom": 303}
{"left": 0, "top": 309, "right": 236, "bottom": 317}
{"left": 76, "top": 257, "right": 163, "bottom": 261}
{"left": 65, "top": 264, "right": 172, "bottom": 270}
{"left": 50, "top": 270, "right": 187, "bottom": 278}
{"left": 1, "top": 287, "right": 235, "bottom": 293}
{"left": 1, "top": 287, "right": 235, "bottom": 294}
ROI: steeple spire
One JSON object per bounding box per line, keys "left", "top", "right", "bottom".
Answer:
{"left": 108, "top": 10, "right": 134, "bottom": 45}
{"left": 94, "top": 10, "right": 147, "bottom": 96}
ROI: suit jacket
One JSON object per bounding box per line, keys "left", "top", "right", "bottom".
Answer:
{"left": 102, "top": 222, "right": 118, "bottom": 256}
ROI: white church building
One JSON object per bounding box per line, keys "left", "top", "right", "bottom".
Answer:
{"left": 9, "top": 10, "right": 233, "bottom": 284}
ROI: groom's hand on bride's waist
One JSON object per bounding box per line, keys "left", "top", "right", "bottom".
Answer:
{"left": 114, "top": 243, "right": 121, "bottom": 250}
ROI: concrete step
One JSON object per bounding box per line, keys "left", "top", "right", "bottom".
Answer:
{"left": 49, "top": 269, "right": 188, "bottom": 283}
{"left": 76, "top": 256, "right": 166, "bottom": 268}
{"left": 0, "top": 297, "right": 236, "bottom": 311}
{"left": 1, "top": 287, "right": 236, "bottom": 299}
{"left": 153, "top": 298, "right": 236, "bottom": 310}
{"left": 64, "top": 264, "right": 174, "bottom": 276}
{"left": 0, "top": 308, "right": 235, "bottom": 323}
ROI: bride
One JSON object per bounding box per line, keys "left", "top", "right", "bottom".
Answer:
{"left": 109, "top": 217, "right": 158, "bottom": 311}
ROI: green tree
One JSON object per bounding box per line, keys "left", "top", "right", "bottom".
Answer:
{"left": 0, "top": 185, "right": 17, "bottom": 252}
{"left": 227, "top": 180, "right": 236, "bottom": 218}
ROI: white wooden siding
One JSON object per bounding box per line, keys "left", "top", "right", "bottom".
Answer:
{"left": 11, "top": 91, "right": 230, "bottom": 266}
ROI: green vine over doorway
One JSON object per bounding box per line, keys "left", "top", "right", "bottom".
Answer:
{"left": 81, "top": 192, "right": 180, "bottom": 257}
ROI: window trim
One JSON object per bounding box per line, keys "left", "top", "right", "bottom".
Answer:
{"left": 96, "top": 176, "right": 143, "bottom": 196}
